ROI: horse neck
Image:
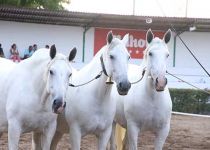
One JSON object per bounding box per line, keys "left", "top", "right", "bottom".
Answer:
{"left": 138, "top": 57, "right": 157, "bottom": 96}
{"left": 28, "top": 60, "right": 50, "bottom": 104}
{"left": 78, "top": 47, "right": 113, "bottom": 99}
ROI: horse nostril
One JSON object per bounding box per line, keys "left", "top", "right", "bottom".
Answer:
{"left": 53, "top": 100, "right": 57, "bottom": 105}
{"left": 119, "top": 82, "right": 122, "bottom": 88}
{"left": 63, "top": 101, "right": 66, "bottom": 108}
{"left": 165, "top": 78, "right": 168, "bottom": 85}
{"left": 53, "top": 99, "right": 62, "bottom": 107}
{"left": 128, "top": 82, "right": 131, "bottom": 89}
{"left": 156, "top": 77, "right": 158, "bottom": 84}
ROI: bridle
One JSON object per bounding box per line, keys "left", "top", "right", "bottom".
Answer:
{"left": 100, "top": 55, "right": 108, "bottom": 76}
{"left": 69, "top": 54, "right": 113, "bottom": 87}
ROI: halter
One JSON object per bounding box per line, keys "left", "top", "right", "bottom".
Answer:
{"left": 100, "top": 55, "right": 108, "bottom": 76}
{"left": 100, "top": 55, "right": 114, "bottom": 84}
{"left": 69, "top": 54, "right": 113, "bottom": 87}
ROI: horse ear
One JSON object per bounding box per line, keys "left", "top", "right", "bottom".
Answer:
{"left": 50, "top": 44, "right": 56, "bottom": 59}
{"left": 69, "top": 47, "right": 77, "bottom": 62}
{"left": 122, "top": 33, "right": 129, "bottom": 45}
{"left": 107, "top": 31, "right": 113, "bottom": 44}
{"left": 146, "top": 29, "right": 154, "bottom": 44}
{"left": 163, "top": 29, "right": 172, "bottom": 44}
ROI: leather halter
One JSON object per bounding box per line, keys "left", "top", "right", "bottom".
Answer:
{"left": 100, "top": 55, "right": 108, "bottom": 76}
{"left": 100, "top": 55, "right": 114, "bottom": 84}
{"left": 69, "top": 54, "right": 113, "bottom": 87}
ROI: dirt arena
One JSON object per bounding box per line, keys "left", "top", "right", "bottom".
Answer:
{"left": 1, "top": 114, "right": 210, "bottom": 150}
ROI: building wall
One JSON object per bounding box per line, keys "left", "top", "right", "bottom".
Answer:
{"left": 175, "top": 32, "right": 210, "bottom": 69}
{"left": 0, "top": 20, "right": 84, "bottom": 62}
{"left": 0, "top": 20, "right": 210, "bottom": 89}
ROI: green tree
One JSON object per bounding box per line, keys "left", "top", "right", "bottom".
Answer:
{"left": 0, "top": 0, "right": 70, "bottom": 10}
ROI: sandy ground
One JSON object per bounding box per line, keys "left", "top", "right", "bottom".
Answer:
{"left": 1, "top": 114, "right": 210, "bottom": 150}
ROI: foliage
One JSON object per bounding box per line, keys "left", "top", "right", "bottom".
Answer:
{"left": 169, "top": 89, "right": 210, "bottom": 114}
{"left": 0, "top": 0, "right": 70, "bottom": 10}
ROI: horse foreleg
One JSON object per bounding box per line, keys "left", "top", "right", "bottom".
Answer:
{"left": 98, "top": 125, "right": 112, "bottom": 150}
{"left": 69, "top": 125, "right": 81, "bottom": 150}
{"left": 154, "top": 123, "right": 170, "bottom": 150}
{"left": 8, "top": 119, "right": 21, "bottom": 150}
{"left": 41, "top": 120, "right": 57, "bottom": 150}
{"left": 109, "top": 122, "right": 117, "bottom": 150}
{"left": 50, "top": 131, "right": 64, "bottom": 150}
{"left": 32, "top": 131, "right": 42, "bottom": 150}
{"left": 127, "top": 122, "right": 139, "bottom": 150}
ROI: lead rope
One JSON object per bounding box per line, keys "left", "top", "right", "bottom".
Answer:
{"left": 130, "top": 68, "right": 146, "bottom": 84}
{"left": 166, "top": 71, "right": 210, "bottom": 95}
{"left": 69, "top": 55, "right": 109, "bottom": 87}
{"left": 69, "top": 71, "right": 103, "bottom": 87}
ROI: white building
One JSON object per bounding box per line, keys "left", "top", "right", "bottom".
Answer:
{"left": 0, "top": 7, "right": 210, "bottom": 89}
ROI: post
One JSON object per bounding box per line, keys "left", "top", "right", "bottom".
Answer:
{"left": 173, "top": 35, "right": 177, "bottom": 67}
{"left": 82, "top": 27, "right": 88, "bottom": 62}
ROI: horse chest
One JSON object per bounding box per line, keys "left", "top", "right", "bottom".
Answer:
{"left": 79, "top": 105, "right": 114, "bottom": 135}
{"left": 21, "top": 111, "right": 55, "bottom": 133}
{"left": 82, "top": 115, "right": 108, "bottom": 134}
{"left": 137, "top": 99, "right": 170, "bottom": 131}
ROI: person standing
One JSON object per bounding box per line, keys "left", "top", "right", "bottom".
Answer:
{"left": 0, "top": 43, "right": 5, "bottom": 58}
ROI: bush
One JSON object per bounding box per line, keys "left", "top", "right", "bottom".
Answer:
{"left": 169, "top": 89, "right": 210, "bottom": 114}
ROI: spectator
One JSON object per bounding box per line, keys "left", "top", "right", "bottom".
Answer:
{"left": 45, "top": 45, "right": 49, "bottom": 49}
{"left": 0, "top": 44, "right": 5, "bottom": 58}
{"left": 24, "top": 45, "right": 34, "bottom": 59}
{"left": 33, "top": 44, "right": 37, "bottom": 52}
{"left": 10, "top": 44, "right": 21, "bottom": 62}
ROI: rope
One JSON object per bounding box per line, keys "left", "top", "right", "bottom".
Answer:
{"left": 166, "top": 71, "right": 210, "bottom": 95}
{"left": 69, "top": 71, "right": 103, "bottom": 87}
{"left": 155, "top": 0, "right": 210, "bottom": 78}
{"left": 130, "top": 68, "right": 146, "bottom": 84}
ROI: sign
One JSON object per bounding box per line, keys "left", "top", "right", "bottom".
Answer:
{"left": 94, "top": 28, "right": 164, "bottom": 59}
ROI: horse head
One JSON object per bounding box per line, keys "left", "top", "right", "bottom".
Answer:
{"left": 145, "top": 29, "right": 171, "bottom": 92}
{"left": 46, "top": 45, "right": 77, "bottom": 114}
{"left": 101, "top": 31, "right": 131, "bottom": 95}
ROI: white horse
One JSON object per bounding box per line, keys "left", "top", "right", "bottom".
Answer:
{"left": 46, "top": 31, "right": 131, "bottom": 150}
{"left": 0, "top": 58, "right": 16, "bottom": 138}
{"left": 0, "top": 45, "right": 77, "bottom": 150}
{"left": 110, "top": 29, "right": 172, "bottom": 150}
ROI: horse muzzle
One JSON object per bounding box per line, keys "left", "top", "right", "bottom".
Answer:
{"left": 117, "top": 81, "right": 131, "bottom": 95}
{"left": 155, "top": 77, "right": 167, "bottom": 92}
{"left": 52, "top": 99, "right": 66, "bottom": 114}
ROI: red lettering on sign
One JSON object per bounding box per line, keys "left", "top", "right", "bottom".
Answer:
{"left": 94, "top": 28, "right": 164, "bottom": 59}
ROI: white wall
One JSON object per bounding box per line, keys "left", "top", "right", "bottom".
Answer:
{"left": 175, "top": 32, "right": 210, "bottom": 69}
{"left": 0, "top": 20, "right": 84, "bottom": 62}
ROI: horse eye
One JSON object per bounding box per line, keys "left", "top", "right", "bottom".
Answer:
{"left": 128, "top": 56, "right": 131, "bottom": 60}
{"left": 167, "top": 54, "right": 169, "bottom": 57}
{"left": 110, "top": 55, "right": 114, "bottom": 59}
{"left": 50, "top": 70, "right": 54, "bottom": 75}
{"left": 149, "top": 52, "right": 152, "bottom": 56}
{"left": 69, "top": 73, "right": 72, "bottom": 78}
